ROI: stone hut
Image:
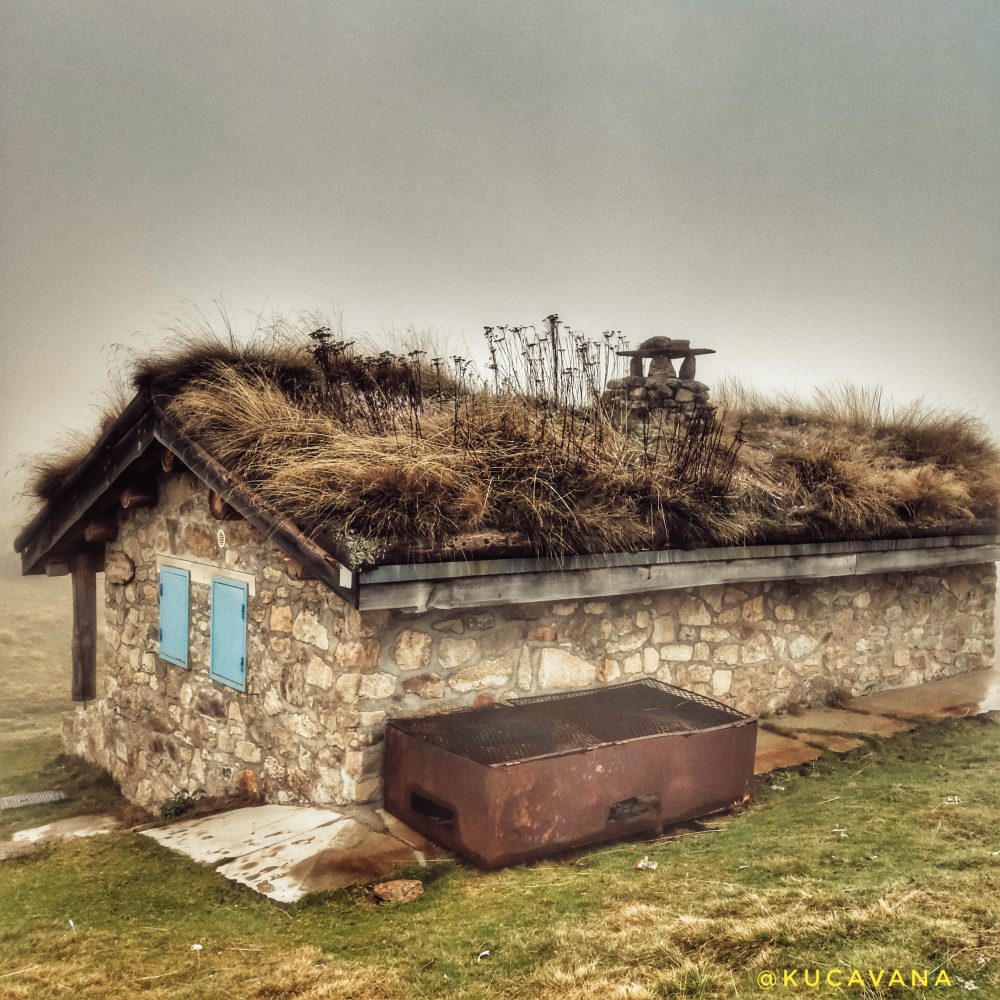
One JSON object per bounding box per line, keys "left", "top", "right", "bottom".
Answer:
{"left": 14, "top": 342, "right": 999, "bottom": 813}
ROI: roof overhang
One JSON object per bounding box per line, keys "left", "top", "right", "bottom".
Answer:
{"left": 352, "top": 533, "right": 1000, "bottom": 611}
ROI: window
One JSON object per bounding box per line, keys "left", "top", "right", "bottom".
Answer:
{"left": 158, "top": 566, "right": 190, "bottom": 667}
{"left": 210, "top": 577, "right": 248, "bottom": 692}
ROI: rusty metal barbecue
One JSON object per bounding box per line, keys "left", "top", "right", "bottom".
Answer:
{"left": 384, "top": 679, "right": 757, "bottom": 867}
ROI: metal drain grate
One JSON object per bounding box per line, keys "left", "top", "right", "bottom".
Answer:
{"left": 0, "top": 790, "right": 66, "bottom": 810}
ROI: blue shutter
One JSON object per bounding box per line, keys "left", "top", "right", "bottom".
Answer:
{"left": 158, "top": 567, "right": 190, "bottom": 667}
{"left": 210, "top": 577, "right": 248, "bottom": 692}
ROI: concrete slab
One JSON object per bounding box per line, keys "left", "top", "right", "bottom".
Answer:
{"left": 766, "top": 707, "right": 914, "bottom": 739}
{"left": 754, "top": 730, "right": 822, "bottom": 774}
{"left": 144, "top": 804, "right": 447, "bottom": 903}
{"left": 217, "top": 818, "right": 421, "bottom": 903}
{"left": 848, "top": 669, "right": 1000, "bottom": 720}
{"left": 143, "top": 804, "right": 343, "bottom": 864}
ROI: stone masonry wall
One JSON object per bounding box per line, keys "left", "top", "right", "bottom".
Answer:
{"left": 63, "top": 468, "right": 997, "bottom": 812}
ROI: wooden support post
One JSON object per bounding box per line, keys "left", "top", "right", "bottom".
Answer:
{"left": 70, "top": 552, "right": 97, "bottom": 702}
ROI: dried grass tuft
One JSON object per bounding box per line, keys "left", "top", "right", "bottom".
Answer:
{"left": 25, "top": 329, "right": 999, "bottom": 559}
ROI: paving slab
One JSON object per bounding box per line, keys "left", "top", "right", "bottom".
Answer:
{"left": 217, "top": 817, "right": 422, "bottom": 903}
{"left": 791, "top": 732, "right": 865, "bottom": 754}
{"left": 144, "top": 804, "right": 446, "bottom": 903}
{"left": 765, "top": 707, "right": 914, "bottom": 739}
{"left": 143, "top": 804, "right": 343, "bottom": 864}
{"left": 754, "top": 729, "right": 822, "bottom": 774}
{"left": 848, "top": 669, "right": 1000, "bottom": 720}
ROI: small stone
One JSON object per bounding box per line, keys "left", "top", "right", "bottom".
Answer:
{"left": 292, "top": 610, "right": 329, "bottom": 650}
{"left": 652, "top": 616, "right": 677, "bottom": 644}
{"left": 438, "top": 637, "right": 478, "bottom": 668}
{"left": 678, "top": 598, "right": 712, "bottom": 627}
{"left": 335, "top": 639, "right": 380, "bottom": 670}
{"left": 449, "top": 657, "right": 513, "bottom": 692}
{"left": 597, "top": 658, "right": 621, "bottom": 683}
{"left": 713, "top": 644, "right": 739, "bottom": 665}
{"left": 774, "top": 604, "right": 795, "bottom": 622}
{"left": 289, "top": 713, "right": 320, "bottom": 739}
{"left": 305, "top": 656, "right": 334, "bottom": 690}
{"left": 527, "top": 624, "right": 558, "bottom": 642}
{"left": 584, "top": 602, "right": 608, "bottom": 615}
{"left": 466, "top": 613, "right": 496, "bottom": 631}
{"left": 788, "top": 635, "right": 818, "bottom": 660}
{"left": 661, "top": 643, "right": 694, "bottom": 662}
{"left": 236, "top": 768, "right": 259, "bottom": 797}
{"left": 537, "top": 648, "right": 596, "bottom": 689}
{"left": 394, "top": 630, "right": 433, "bottom": 670}
{"left": 358, "top": 673, "right": 397, "bottom": 700}
{"left": 373, "top": 879, "right": 424, "bottom": 904}
{"left": 551, "top": 603, "right": 578, "bottom": 617}
{"left": 335, "top": 673, "right": 362, "bottom": 704}
{"left": 269, "top": 606, "right": 293, "bottom": 633}
{"left": 634, "top": 610, "right": 651, "bottom": 629}
{"left": 432, "top": 617, "right": 464, "bottom": 634}
{"left": 236, "top": 741, "right": 262, "bottom": 763}
{"left": 623, "top": 652, "right": 643, "bottom": 674}
{"left": 712, "top": 669, "right": 732, "bottom": 697}
{"left": 402, "top": 673, "right": 446, "bottom": 698}
{"left": 741, "top": 596, "right": 765, "bottom": 622}
{"left": 642, "top": 647, "right": 659, "bottom": 674}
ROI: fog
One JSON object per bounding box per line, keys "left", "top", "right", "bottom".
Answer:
{"left": 2, "top": 1, "right": 998, "bottom": 531}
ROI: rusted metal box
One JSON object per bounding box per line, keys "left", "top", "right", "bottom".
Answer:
{"left": 383, "top": 680, "right": 757, "bottom": 867}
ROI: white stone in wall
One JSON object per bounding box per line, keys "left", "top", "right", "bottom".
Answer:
{"left": 678, "top": 597, "right": 712, "bottom": 626}
{"left": 788, "top": 634, "right": 818, "bottom": 660}
{"left": 394, "top": 630, "right": 433, "bottom": 670}
{"left": 712, "top": 669, "right": 732, "bottom": 697}
{"left": 292, "top": 610, "right": 329, "bottom": 650}
{"left": 537, "top": 648, "right": 597, "bottom": 689}
{"left": 304, "top": 656, "right": 334, "bottom": 690}
{"left": 438, "top": 637, "right": 478, "bottom": 668}
{"left": 358, "top": 673, "right": 397, "bottom": 700}
{"left": 661, "top": 643, "right": 694, "bottom": 662}
{"left": 449, "top": 657, "right": 514, "bottom": 692}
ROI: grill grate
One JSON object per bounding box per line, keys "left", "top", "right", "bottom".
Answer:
{"left": 391, "top": 679, "right": 749, "bottom": 766}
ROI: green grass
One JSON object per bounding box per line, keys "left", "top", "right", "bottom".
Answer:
{"left": 2, "top": 571, "right": 999, "bottom": 998}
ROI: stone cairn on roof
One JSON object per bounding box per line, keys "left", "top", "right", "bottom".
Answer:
{"left": 603, "top": 336, "right": 716, "bottom": 432}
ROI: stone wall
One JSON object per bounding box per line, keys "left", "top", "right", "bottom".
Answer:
{"left": 64, "top": 469, "right": 997, "bottom": 812}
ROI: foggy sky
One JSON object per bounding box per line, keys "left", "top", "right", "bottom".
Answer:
{"left": 2, "top": 0, "right": 999, "bottom": 520}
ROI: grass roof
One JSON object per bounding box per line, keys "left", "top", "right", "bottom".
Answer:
{"left": 23, "top": 321, "right": 1000, "bottom": 566}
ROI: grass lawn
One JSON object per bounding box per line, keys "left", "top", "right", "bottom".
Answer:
{"left": 2, "top": 574, "right": 999, "bottom": 998}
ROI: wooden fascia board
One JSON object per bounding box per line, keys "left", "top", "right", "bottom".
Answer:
{"left": 357, "top": 540, "right": 1000, "bottom": 611}
{"left": 17, "top": 398, "right": 157, "bottom": 575}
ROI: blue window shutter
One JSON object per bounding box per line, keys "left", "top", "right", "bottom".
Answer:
{"left": 210, "top": 578, "right": 248, "bottom": 692}
{"left": 158, "top": 567, "right": 190, "bottom": 667}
